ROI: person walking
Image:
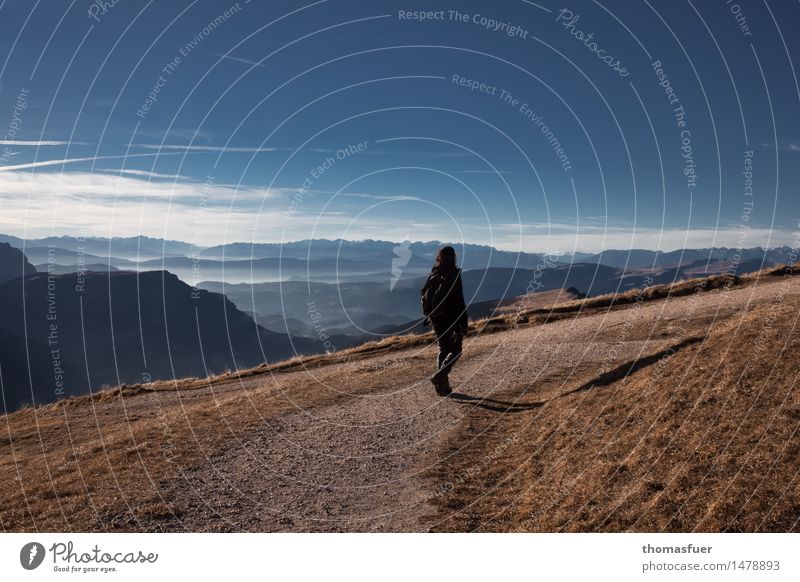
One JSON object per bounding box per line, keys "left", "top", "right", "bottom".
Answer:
{"left": 420, "top": 245, "right": 468, "bottom": 396}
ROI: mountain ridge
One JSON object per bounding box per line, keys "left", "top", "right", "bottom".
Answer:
{"left": 0, "top": 269, "right": 321, "bottom": 411}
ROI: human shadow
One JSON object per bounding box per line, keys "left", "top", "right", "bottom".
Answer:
{"left": 448, "top": 392, "right": 545, "bottom": 413}
{"left": 558, "top": 336, "right": 704, "bottom": 398}
{"left": 447, "top": 336, "right": 705, "bottom": 414}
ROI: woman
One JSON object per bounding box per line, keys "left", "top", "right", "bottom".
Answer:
{"left": 420, "top": 246, "right": 469, "bottom": 396}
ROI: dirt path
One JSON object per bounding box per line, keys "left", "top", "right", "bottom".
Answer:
{"left": 135, "top": 278, "right": 792, "bottom": 532}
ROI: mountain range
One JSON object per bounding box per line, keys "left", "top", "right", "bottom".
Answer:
{"left": 2, "top": 234, "right": 790, "bottom": 284}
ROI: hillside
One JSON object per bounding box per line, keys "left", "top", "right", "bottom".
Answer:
{"left": 467, "top": 287, "right": 585, "bottom": 320}
{"left": 0, "top": 267, "right": 797, "bottom": 532}
{"left": 0, "top": 270, "right": 320, "bottom": 411}
{"left": 0, "top": 242, "right": 36, "bottom": 283}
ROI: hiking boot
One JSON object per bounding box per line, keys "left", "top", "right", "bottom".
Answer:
{"left": 431, "top": 374, "right": 451, "bottom": 397}
{"left": 431, "top": 374, "right": 452, "bottom": 397}
{"left": 440, "top": 376, "right": 452, "bottom": 396}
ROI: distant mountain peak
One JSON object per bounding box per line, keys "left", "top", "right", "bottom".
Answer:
{"left": 0, "top": 242, "right": 36, "bottom": 283}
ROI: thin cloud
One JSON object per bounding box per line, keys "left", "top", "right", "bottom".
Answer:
{"left": 210, "top": 51, "right": 269, "bottom": 69}
{"left": 0, "top": 169, "right": 360, "bottom": 242}
{"left": 96, "top": 168, "right": 191, "bottom": 180}
{"left": 0, "top": 176, "right": 351, "bottom": 243}
{"left": 367, "top": 148, "right": 473, "bottom": 158}
{"left": 0, "top": 139, "right": 88, "bottom": 146}
{"left": 131, "top": 143, "right": 287, "bottom": 153}
{"left": 342, "top": 193, "right": 422, "bottom": 201}
{"left": 0, "top": 171, "right": 300, "bottom": 245}
{"left": 0, "top": 152, "right": 189, "bottom": 173}
{"left": 135, "top": 128, "right": 216, "bottom": 143}
{"left": 758, "top": 141, "right": 800, "bottom": 151}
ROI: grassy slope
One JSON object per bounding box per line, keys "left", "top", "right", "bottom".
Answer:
{"left": 427, "top": 270, "right": 800, "bottom": 532}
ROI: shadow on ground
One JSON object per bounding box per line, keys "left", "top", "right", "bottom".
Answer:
{"left": 448, "top": 392, "right": 545, "bottom": 413}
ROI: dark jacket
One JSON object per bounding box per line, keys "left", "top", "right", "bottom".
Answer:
{"left": 421, "top": 266, "right": 468, "bottom": 331}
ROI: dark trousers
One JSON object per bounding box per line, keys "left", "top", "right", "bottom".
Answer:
{"left": 432, "top": 322, "right": 463, "bottom": 379}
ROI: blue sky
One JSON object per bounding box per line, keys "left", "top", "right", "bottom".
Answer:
{"left": 0, "top": 0, "right": 798, "bottom": 252}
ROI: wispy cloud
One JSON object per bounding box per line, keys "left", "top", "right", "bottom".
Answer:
{"left": 758, "top": 141, "right": 800, "bottom": 151}
{"left": 367, "top": 148, "right": 473, "bottom": 158}
{"left": 0, "top": 139, "right": 88, "bottom": 146}
{"left": 342, "top": 193, "right": 422, "bottom": 201}
{"left": 135, "top": 128, "right": 216, "bottom": 143}
{"left": 0, "top": 152, "right": 186, "bottom": 173}
{"left": 131, "top": 143, "right": 287, "bottom": 153}
{"left": 96, "top": 168, "right": 191, "bottom": 180}
{"left": 0, "top": 170, "right": 303, "bottom": 238}
{"left": 0, "top": 170, "right": 284, "bottom": 205}
{"left": 0, "top": 169, "right": 364, "bottom": 243}
{"left": 210, "top": 51, "right": 269, "bottom": 69}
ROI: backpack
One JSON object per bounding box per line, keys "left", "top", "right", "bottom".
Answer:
{"left": 421, "top": 270, "right": 453, "bottom": 318}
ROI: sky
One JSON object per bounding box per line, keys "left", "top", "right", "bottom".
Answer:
{"left": 0, "top": 0, "right": 798, "bottom": 253}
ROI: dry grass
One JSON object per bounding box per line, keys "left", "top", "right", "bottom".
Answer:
{"left": 426, "top": 271, "right": 800, "bottom": 532}
{"left": 466, "top": 264, "right": 798, "bottom": 334}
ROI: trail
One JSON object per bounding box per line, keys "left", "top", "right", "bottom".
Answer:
{"left": 137, "top": 277, "right": 789, "bottom": 532}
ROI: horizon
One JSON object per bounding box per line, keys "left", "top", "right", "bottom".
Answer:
{"left": 2, "top": 231, "right": 799, "bottom": 256}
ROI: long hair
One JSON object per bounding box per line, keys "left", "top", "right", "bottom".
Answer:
{"left": 433, "top": 245, "right": 457, "bottom": 273}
